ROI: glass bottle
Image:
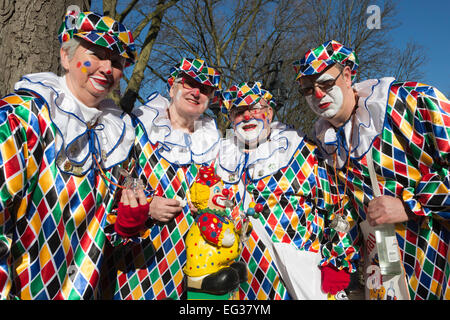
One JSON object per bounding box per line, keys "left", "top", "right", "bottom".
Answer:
{"left": 374, "top": 223, "right": 402, "bottom": 275}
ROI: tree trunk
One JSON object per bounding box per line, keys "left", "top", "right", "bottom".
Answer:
{"left": 0, "top": 0, "right": 89, "bottom": 97}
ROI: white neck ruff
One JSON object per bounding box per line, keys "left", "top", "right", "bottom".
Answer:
{"left": 132, "top": 93, "right": 221, "bottom": 165}
{"left": 14, "top": 72, "right": 135, "bottom": 174}
{"left": 313, "top": 77, "right": 395, "bottom": 168}
{"left": 217, "top": 121, "right": 305, "bottom": 183}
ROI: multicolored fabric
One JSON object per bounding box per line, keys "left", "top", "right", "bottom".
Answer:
{"left": 323, "top": 81, "right": 450, "bottom": 300}
{"left": 220, "top": 137, "right": 360, "bottom": 299}
{"left": 167, "top": 58, "right": 221, "bottom": 89}
{"left": 226, "top": 183, "right": 291, "bottom": 300}
{"left": 293, "top": 40, "right": 359, "bottom": 82}
{"left": 105, "top": 140, "right": 197, "bottom": 300}
{"left": 58, "top": 9, "right": 136, "bottom": 66}
{"left": 0, "top": 90, "right": 123, "bottom": 299}
{"left": 103, "top": 116, "right": 210, "bottom": 299}
{"left": 221, "top": 81, "right": 276, "bottom": 116}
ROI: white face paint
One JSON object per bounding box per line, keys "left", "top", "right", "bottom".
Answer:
{"left": 235, "top": 118, "right": 270, "bottom": 148}
{"left": 305, "top": 72, "right": 344, "bottom": 119}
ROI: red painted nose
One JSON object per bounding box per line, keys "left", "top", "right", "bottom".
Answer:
{"left": 314, "top": 87, "right": 326, "bottom": 99}
{"left": 244, "top": 114, "right": 251, "bottom": 121}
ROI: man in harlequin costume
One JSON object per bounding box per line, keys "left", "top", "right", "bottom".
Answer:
{"left": 0, "top": 7, "right": 137, "bottom": 299}
{"left": 217, "top": 81, "right": 360, "bottom": 299}
{"left": 293, "top": 40, "right": 450, "bottom": 299}
{"left": 106, "top": 58, "right": 222, "bottom": 299}
{"left": 184, "top": 165, "right": 247, "bottom": 296}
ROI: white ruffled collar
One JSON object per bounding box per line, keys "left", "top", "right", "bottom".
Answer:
{"left": 132, "top": 92, "right": 221, "bottom": 165}
{"left": 14, "top": 72, "right": 134, "bottom": 175}
{"left": 216, "top": 121, "right": 304, "bottom": 183}
{"left": 313, "top": 77, "right": 395, "bottom": 168}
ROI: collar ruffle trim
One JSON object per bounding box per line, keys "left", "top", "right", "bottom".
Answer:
{"left": 313, "top": 77, "right": 395, "bottom": 168}
{"left": 217, "top": 121, "right": 304, "bottom": 183}
{"left": 132, "top": 92, "right": 221, "bottom": 165}
{"left": 15, "top": 72, "right": 134, "bottom": 175}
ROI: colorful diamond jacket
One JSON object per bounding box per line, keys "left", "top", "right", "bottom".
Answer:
{"left": 314, "top": 78, "right": 450, "bottom": 300}
{"left": 0, "top": 75, "right": 132, "bottom": 299}
{"left": 217, "top": 122, "right": 360, "bottom": 299}
{"left": 106, "top": 93, "right": 221, "bottom": 299}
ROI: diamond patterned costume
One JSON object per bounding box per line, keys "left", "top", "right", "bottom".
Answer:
{"left": 217, "top": 121, "right": 360, "bottom": 299}
{"left": 0, "top": 73, "right": 134, "bottom": 299}
{"left": 106, "top": 93, "right": 221, "bottom": 299}
{"left": 314, "top": 78, "right": 450, "bottom": 300}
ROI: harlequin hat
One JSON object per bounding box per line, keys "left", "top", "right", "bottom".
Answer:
{"left": 221, "top": 81, "right": 276, "bottom": 116}
{"left": 196, "top": 165, "right": 221, "bottom": 187}
{"left": 293, "top": 40, "right": 359, "bottom": 82}
{"left": 167, "top": 58, "right": 221, "bottom": 89}
{"left": 58, "top": 6, "right": 136, "bottom": 66}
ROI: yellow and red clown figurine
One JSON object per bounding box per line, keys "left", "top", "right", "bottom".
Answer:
{"left": 184, "top": 165, "right": 248, "bottom": 298}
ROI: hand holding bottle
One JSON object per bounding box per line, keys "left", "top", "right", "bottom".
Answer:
{"left": 367, "top": 195, "right": 410, "bottom": 226}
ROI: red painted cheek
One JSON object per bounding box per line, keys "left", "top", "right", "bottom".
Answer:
{"left": 76, "top": 62, "right": 82, "bottom": 68}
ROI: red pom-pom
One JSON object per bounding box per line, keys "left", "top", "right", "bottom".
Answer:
{"left": 254, "top": 203, "right": 263, "bottom": 212}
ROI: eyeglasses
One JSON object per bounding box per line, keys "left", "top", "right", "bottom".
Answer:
{"left": 179, "top": 76, "right": 215, "bottom": 96}
{"left": 230, "top": 104, "right": 268, "bottom": 119}
{"left": 84, "top": 43, "right": 126, "bottom": 70}
{"left": 298, "top": 68, "right": 344, "bottom": 96}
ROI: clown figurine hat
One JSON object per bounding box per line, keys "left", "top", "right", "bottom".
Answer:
{"left": 190, "top": 165, "right": 223, "bottom": 211}
{"left": 58, "top": 6, "right": 137, "bottom": 66}
{"left": 293, "top": 40, "right": 359, "bottom": 82}
{"left": 221, "top": 81, "right": 276, "bottom": 117}
{"left": 196, "top": 165, "right": 221, "bottom": 187}
{"left": 167, "top": 58, "right": 221, "bottom": 90}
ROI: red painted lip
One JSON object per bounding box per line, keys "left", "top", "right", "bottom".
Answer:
{"left": 212, "top": 194, "right": 226, "bottom": 208}
{"left": 242, "top": 124, "right": 257, "bottom": 131}
{"left": 319, "top": 102, "right": 331, "bottom": 109}
{"left": 90, "top": 76, "right": 111, "bottom": 87}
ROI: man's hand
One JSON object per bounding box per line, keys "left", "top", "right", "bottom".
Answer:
{"left": 149, "top": 196, "right": 183, "bottom": 222}
{"left": 367, "top": 195, "right": 410, "bottom": 226}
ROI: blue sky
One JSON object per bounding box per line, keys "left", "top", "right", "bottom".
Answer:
{"left": 392, "top": 0, "right": 450, "bottom": 94}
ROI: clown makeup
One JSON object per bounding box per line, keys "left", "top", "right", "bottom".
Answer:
{"left": 80, "top": 48, "right": 116, "bottom": 93}
{"left": 231, "top": 101, "right": 272, "bottom": 148}
{"left": 174, "top": 87, "right": 209, "bottom": 110}
{"left": 304, "top": 72, "right": 344, "bottom": 119}
{"left": 61, "top": 40, "right": 124, "bottom": 108}
{"left": 234, "top": 117, "right": 270, "bottom": 148}
{"left": 169, "top": 76, "right": 212, "bottom": 126}
{"left": 77, "top": 61, "right": 91, "bottom": 74}
{"left": 211, "top": 185, "right": 227, "bottom": 209}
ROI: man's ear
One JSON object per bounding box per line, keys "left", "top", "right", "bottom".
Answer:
{"left": 342, "top": 65, "right": 353, "bottom": 88}
{"left": 60, "top": 47, "right": 70, "bottom": 72}
{"left": 266, "top": 106, "right": 274, "bottom": 123}
{"left": 169, "top": 82, "right": 177, "bottom": 100}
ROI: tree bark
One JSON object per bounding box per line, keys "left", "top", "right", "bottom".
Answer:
{"left": 0, "top": 0, "right": 89, "bottom": 97}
